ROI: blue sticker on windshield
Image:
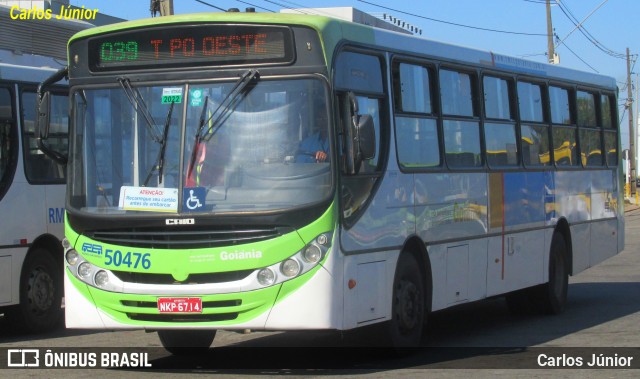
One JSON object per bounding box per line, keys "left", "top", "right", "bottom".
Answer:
{"left": 190, "top": 89, "right": 204, "bottom": 107}
{"left": 183, "top": 187, "right": 206, "bottom": 212}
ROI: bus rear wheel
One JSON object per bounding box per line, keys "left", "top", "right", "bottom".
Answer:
{"left": 535, "top": 232, "right": 569, "bottom": 314}
{"left": 158, "top": 329, "right": 216, "bottom": 355}
{"left": 7, "top": 250, "right": 63, "bottom": 333}
{"left": 384, "top": 253, "right": 425, "bottom": 348}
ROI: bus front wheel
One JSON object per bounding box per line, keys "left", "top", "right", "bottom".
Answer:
{"left": 384, "top": 253, "right": 425, "bottom": 348}
{"left": 158, "top": 329, "right": 216, "bottom": 355}
{"left": 7, "top": 249, "right": 63, "bottom": 333}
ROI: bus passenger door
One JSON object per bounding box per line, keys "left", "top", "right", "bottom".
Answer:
{"left": 0, "top": 85, "right": 18, "bottom": 304}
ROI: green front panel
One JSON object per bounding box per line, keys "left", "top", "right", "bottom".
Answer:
{"left": 70, "top": 227, "right": 306, "bottom": 278}
{"left": 67, "top": 271, "right": 276, "bottom": 325}
{"left": 67, "top": 261, "right": 323, "bottom": 326}
{"left": 64, "top": 201, "right": 336, "bottom": 326}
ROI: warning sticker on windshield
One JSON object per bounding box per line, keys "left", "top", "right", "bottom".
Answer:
{"left": 162, "top": 87, "right": 183, "bottom": 104}
{"left": 118, "top": 186, "right": 179, "bottom": 212}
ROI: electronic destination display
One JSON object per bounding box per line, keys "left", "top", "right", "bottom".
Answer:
{"left": 88, "top": 24, "right": 294, "bottom": 71}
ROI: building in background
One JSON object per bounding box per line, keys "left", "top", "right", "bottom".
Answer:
{"left": 1, "top": 0, "right": 123, "bottom": 26}
{"left": 0, "top": 1, "right": 124, "bottom": 66}
{"left": 280, "top": 7, "right": 416, "bottom": 35}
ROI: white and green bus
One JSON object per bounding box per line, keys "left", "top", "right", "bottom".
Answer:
{"left": 37, "top": 11, "right": 623, "bottom": 351}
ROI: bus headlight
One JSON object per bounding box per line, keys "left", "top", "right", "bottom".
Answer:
{"left": 252, "top": 232, "right": 332, "bottom": 288}
{"left": 94, "top": 270, "right": 109, "bottom": 287}
{"left": 316, "top": 234, "right": 328, "bottom": 246}
{"left": 77, "top": 262, "right": 92, "bottom": 279}
{"left": 66, "top": 249, "right": 79, "bottom": 266}
{"left": 257, "top": 268, "right": 276, "bottom": 286}
{"left": 302, "top": 244, "right": 322, "bottom": 264}
{"left": 62, "top": 238, "right": 71, "bottom": 249}
{"left": 281, "top": 259, "right": 300, "bottom": 277}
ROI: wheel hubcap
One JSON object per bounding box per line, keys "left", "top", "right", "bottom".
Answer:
{"left": 27, "top": 268, "right": 55, "bottom": 314}
{"left": 395, "top": 279, "right": 422, "bottom": 333}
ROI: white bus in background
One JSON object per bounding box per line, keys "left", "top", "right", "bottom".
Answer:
{"left": 0, "top": 5, "right": 91, "bottom": 333}
{"left": 0, "top": 61, "right": 68, "bottom": 332}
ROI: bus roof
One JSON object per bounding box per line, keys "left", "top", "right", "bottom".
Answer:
{"left": 0, "top": 5, "right": 93, "bottom": 61}
{"left": 68, "top": 12, "right": 617, "bottom": 90}
{"left": 0, "top": 62, "right": 66, "bottom": 84}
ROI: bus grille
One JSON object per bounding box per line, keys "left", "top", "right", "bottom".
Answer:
{"left": 111, "top": 270, "right": 254, "bottom": 285}
{"left": 85, "top": 226, "right": 287, "bottom": 249}
{"left": 126, "top": 313, "right": 239, "bottom": 322}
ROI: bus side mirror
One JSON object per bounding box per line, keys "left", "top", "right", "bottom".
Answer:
{"left": 341, "top": 92, "right": 376, "bottom": 175}
{"left": 35, "top": 67, "right": 68, "bottom": 165}
{"left": 354, "top": 114, "right": 375, "bottom": 161}
{"left": 36, "top": 91, "right": 51, "bottom": 139}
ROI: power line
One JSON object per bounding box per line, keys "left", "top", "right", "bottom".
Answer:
{"left": 356, "top": 0, "right": 547, "bottom": 36}
{"left": 265, "top": 0, "right": 346, "bottom": 17}
{"left": 554, "top": 0, "right": 626, "bottom": 60}
{"left": 261, "top": 0, "right": 311, "bottom": 14}
{"left": 231, "top": 0, "right": 275, "bottom": 12}
{"left": 195, "top": 0, "right": 275, "bottom": 13}
{"left": 619, "top": 107, "right": 627, "bottom": 125}
{"left": 193, "top": 0, "right": 226, "bottom": 12}
{"left": 555, "top": 35, "right": 599, "bottom": 73}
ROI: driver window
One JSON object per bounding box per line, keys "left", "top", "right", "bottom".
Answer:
{"left": 334, "top": 50, "right": 386, "bottom": 225}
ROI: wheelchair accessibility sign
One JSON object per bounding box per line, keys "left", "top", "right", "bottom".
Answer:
{"left": 183, "top": 187, "right": 206, "bottom": 212}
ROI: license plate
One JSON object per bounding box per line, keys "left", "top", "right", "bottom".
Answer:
{"left": 157, "top": 297, "right": 202, "bottom": 313}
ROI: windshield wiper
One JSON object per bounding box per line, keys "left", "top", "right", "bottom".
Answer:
{"left": 200, "top": 69, "right": 259, "bottom": 141}
{"left": 118, "top": 77, "right": 163, "bottom": 143}
{"left": 186, "top": 69, "right": 259, "bottom": 181}
{"left": 143, "top": 100, "right": 175, "bottom": 186}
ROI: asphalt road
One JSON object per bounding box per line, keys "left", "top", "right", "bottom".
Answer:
{"left": 1, "top": 207, "right": 639, "bottom": 377}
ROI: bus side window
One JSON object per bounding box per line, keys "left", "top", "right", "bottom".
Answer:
{"left": 518, "top": 81, "right": 550, "bottom": 167}
{"left": 393, "top": 61, "right": 440, "bottom": 169}
{"left": 549, "top": 86, "right": 578, "bottom": 167}
{"left": 440, "top": 69, "right": 481, "bottom": 168}
{"left": 577, "top": 90, "right": 602, "bottom": 167}
{"left": 0, "top": 87, "right": 15, "bottom": 195}
{"left": 601, "top": 94, "right": 617, "bottom": 166}
{"left": 483, "top": 75, "right": 517, "bottom": 167}
{"left": 21, "top": 91, "right": 68, "bottom": 184}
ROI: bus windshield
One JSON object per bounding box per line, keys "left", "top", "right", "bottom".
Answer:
{"left": 70, "top": 77, "right": 331, "bottom": 215}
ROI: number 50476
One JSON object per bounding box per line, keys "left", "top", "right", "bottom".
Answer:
{"left": 104, "top": 249, "right": 151, "bottom": 269}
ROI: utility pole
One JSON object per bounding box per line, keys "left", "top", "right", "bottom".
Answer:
{"left": 160, "top": 0, "right": 174, "bottom": 16}
{"left": 636, "top": 72, "right": 639, "bottom": 193}
{"left": 150, "top": 0, "right": 174, "bottom": 17}
{"left": 627, "top": 47, "right": 636, "bottom": 195}
{"left": 546, "top": 0, "right": 558, "bottom": 64}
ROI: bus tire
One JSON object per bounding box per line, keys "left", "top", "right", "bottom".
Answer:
{"left": 384, "top": 253, "right": 425, "bottom": 348}
{"left": 158, "top": 329, "right": 216, "bottom": 355}
{"left": 535, "top": 232, "right": 569, "bottom": 314}
{"left": 7, "top": 249, "right": 63, "bottom": 333}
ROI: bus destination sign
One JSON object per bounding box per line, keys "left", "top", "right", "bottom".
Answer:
{"left": 88, "top": 24, "right": 293, "bottom": 71}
